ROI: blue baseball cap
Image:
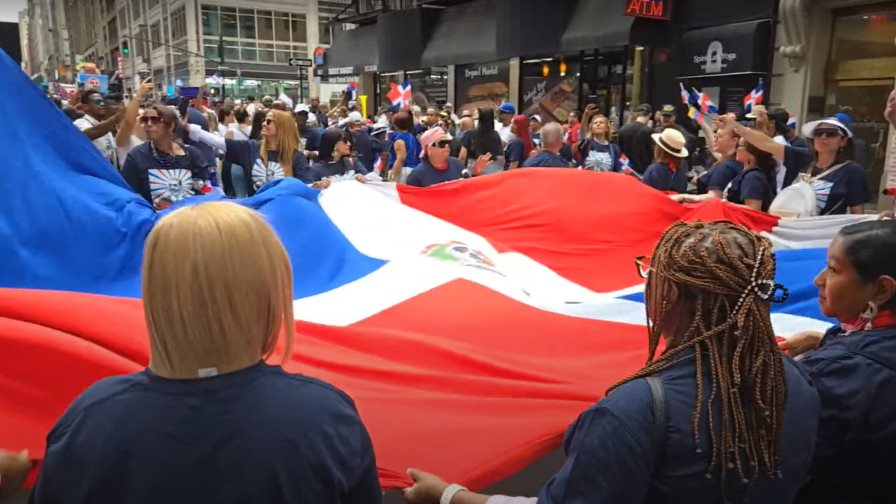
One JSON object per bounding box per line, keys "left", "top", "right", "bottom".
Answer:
{"left": 498, "top": 101, "right": 515, "bottom": 115}
{"left": 832, "top": 112, "right": 852, "bottom": 128}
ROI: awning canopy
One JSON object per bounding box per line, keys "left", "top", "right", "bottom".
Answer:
{"left": 421, "top": 0, "right": 498, "bottom": 68}
{"left": 561, "top": 0, "right": 634, "bottom": 51}
{"left": 324, "top": 24, "right": 378, "bottom": 70}
{"left": 679, "top": 19, "right": 772, "bottom": 78}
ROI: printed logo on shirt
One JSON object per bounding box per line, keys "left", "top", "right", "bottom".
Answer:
{"left": 251, "top": 159, "right": 285, "bottom": 190}
{"left": 811, "top": 179, "right": 834, "bottom": 213}
{"left": 148, "top": 168, "right": 193, "bottom": 210}
{"left": 585, "top": 150, "right": 613, "bottom": 172}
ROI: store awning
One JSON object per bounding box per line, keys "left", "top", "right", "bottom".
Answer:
{"left": 679, "top": 19, "right": 772, "bottom": 78}
{"left": 496, "top": 0, "right": 575, "bottom": 59}
{"left": 325, "top": 24, "right": 378, "bottom": 70}
{"left": 377, "top": 8, "right": 437, "bottom": 72}
{"left": 561, "top": 0, "right": 634, "bottom": 51}
{"left": 421, "top": 0, "right": 498, "bottom": 68}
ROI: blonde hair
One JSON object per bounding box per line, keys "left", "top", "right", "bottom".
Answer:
{"left": 260, "top": 110, "right": 300, "bottom": 176}
{"left": 587, "top": 114, "right": 613, "bottom": 141}
{"left": 142, "top": 202, "right": 295, "bottom": 379}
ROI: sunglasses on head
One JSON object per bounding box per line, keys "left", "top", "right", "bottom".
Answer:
{"left": 431, "top": 140, "right": 451, "bottom": 149}
{"left": 139, "top": 115, "right": 162, "bottom": 124}
{"left": 813, "top": 129, "right": 842, "bottom": 139}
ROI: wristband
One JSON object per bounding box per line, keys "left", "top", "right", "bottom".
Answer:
{"left": 440, "top": 483, "right": 468, "bottom": 504}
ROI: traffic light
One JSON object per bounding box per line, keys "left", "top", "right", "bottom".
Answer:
{"left": 121, "top": 42, "right": 129, "bottom": 55}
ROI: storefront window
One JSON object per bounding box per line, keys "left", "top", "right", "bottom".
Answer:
{"left": 201, "top": 7, "right": 219, "bottom": 37}
{"left": 378, "top": 72, "right": 404, "bottom": 109}
{"left": 580, "top": 50, "right": 628, "bottom": 130}
{"left": 826, "top": 9, "right": 896, "bottom": 206}
{"left": 406, "top": 68, "right": 448, "bottom": 109}
{"left": 520, "top": 57, "right": 579, "bottom": 125}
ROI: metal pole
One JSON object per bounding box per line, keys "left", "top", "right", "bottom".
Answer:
{"left": 218, "top": 33, "right": 225, "bottom": 100}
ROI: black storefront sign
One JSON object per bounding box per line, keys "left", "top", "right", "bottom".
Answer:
{"left": 680, "top": 20, "right": 772, "bottom": 78}
{"left": 455, "top": 61, "right": 510, "bottom": 114}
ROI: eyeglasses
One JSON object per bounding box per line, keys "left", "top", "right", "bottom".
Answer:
{"left": 432, "top": 140, "right": 451, "bottom": 149}
{"left": 813, "top": 129, "right": 842, "bottom": 139}
{"left": 634, "top": 255, "right": 653, "bottom": 279}
{"left": 91, "top": 99, "right": 107, "bottom": 106}
{"left": 139, "top": 116, "right": 162, "bottom": 125}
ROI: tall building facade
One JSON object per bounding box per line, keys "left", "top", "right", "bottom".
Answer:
{"left": 47, "top": 0, "right": 351, "bottom": 98}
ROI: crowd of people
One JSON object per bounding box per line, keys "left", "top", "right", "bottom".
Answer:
{"left": 1, "top": 83, "right": 895, "bottom": 504}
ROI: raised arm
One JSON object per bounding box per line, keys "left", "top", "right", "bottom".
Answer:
{"left": 186, "top": 123, "right": 227, "bottom": 152}
{"left": 724, "top": 115, "right": 786, "bottom": 160}
{"left": 117, "top": 78, "right": 153, "bottom": 148}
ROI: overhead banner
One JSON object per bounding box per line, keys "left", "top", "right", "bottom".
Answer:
{"left": 455, "top": 61, "right": 510, "bottom": 115}
{"left": 680, "top": 20, "right": 772, "bottom": 78}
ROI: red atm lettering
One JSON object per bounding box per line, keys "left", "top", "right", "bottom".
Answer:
{"left": 626, "top": 0, "right": 665, "bottom": 17}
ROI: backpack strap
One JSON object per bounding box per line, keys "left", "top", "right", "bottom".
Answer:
{"left": 645, "top": 376, "right": 667, "bottom": 466}
{"left": 809, "top": 162, "right": 848, "bottom": 183}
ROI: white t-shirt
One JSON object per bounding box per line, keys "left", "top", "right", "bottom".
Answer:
{"left": 496, "top": 123, "right": 514, "bottom": 146}
{"left": 773, "top": 135, "right": 788, "bottom": 191}
{"left": 117, "top": 134, "right": 144, "bottom": 167}
{"left": 74, "top": 114, "right": 117, "bottom": 166}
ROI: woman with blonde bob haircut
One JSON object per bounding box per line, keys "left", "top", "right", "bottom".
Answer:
{"left": 31, "top": 202, "right": 383, "bottom": 504}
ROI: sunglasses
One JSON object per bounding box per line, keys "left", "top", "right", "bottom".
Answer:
{"left": 813, "top": 129, "right": 842, "bottom": 139}
{"left": 264, "top": 118, "right": 274, "bottom": 125}
{"left": 91, "top": 99, "right": 107, "bottom": 106}
{"left": 139, "top": 116, "right": 163, "bottom": 125}
{"left": 431, "top": 140, "right": 451, "bottom": 149}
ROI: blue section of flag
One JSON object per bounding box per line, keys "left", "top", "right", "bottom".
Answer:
{"left": 619, "top": 248, "right": 832, "bottom": 324}
{"left": 0, "top": 49, "right": 384, "bottom": 300}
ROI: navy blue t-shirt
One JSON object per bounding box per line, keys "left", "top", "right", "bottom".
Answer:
{"left": 726, "top": 167, "right": 775, "bottom": 211}
{"left": 504, "top": 138, "right": 526, "bottom": 168}
{"left": 31, "top": 362, "right": 382, "bottom": 504}
{"left": 121, "top": 142, "right": 211, "bottom": 210}
{"left": 782, "top": 145, "right": 813, "bottom": 188}
{"left": 301, "top": 127, "right": 322, "bottom": 152}
{"left": 642, "top": 161, "right": 689, "bottom": 193}
{"left": 696, "top": 158, "right": 742, "bottom": 195}
{"left": 406, "top": 157, "right": 464, "bottom": 187}
{"left": 581, "top": 140, "right": 621, "bottom": 172}
{"left": 308, "top": 157, "right": 368, "bottom": 182}
{"left": 350, "top": 129, "right": 382, "bottom": 173}
{"left": 537, "top": 350, "right": 819, "bottom": 504}
{"left": 796, "top": 325, "right": 896, "bottom": 503}
{"left": 808, "top": 161, "right": 870, "bottom": 215}
{"left": 224, "top": 139, "right": 310, "bottom": 192}
{"left": 523, "top": 150, "right": 572, "bottom": 168}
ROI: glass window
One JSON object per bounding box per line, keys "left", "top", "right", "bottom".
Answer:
{"left": 257, "top": 14, "right": 274, "bottom": 41}
{"left": 130, "top": 0, "right": 141, "bottom": 20}
{"left": 118, "top": 7, "right": 127, "bottom": 29}
{"left": 170, "top": 6, "right": 187, "bottom": 42}
{"left": 204, "top": 42, "right": 219, "bottom": 61}
{"left": 239, "top": 12, "right": 256, "bottom": 39}
{"left": 319, "top": 22, "right": 332, "bottom": 45}
{"left": 221, "top": 11, "right": 238, "bottom": 38}
{"left": 241, "top": 42, "right": 257, "bottom": 61}
{"left": 224, "top": 44, "right": 239, "bottom": 62}
{"left": 258, "top": 43, "right": 274, "bottom": 62}
{"left": 291, "top": 15, "right": 306, "bottom": 43}
{"left": 275, "top": 50, "right": 290, "bottom": 64}
{"left": 274, "top": 14, "right": 291, "bottom": 42}
{"left": 150, "top": 22, "right": 161, "bottom": 49}
{"left": 202, "top": 7, "right": 219, "bottom": 37}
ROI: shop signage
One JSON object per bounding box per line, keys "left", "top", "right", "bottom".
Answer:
{"left": 680, "top": 20, "right": 772, "bottom": 78}
{"left": 521, "top": 73, "right": 579, "bottom": 124}
{"left": 314, "top": 65, "right": 378, "bottom": 77}
{"left": 624, "top": 0, "right": 672, "bottom": 21}
{"left": 455, "top": 61, "right": 510, "bottom": 114}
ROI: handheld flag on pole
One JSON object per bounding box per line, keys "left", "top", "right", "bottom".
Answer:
{"left": 679, "top": 82, "right": 691, "bottom": 106}
{"left": 787, "top": 114, "right": 797, "bottom": 130}
{"left": 691, "top": 88, "right": 718, "bottom": 115}
{"left": 388, "top": 79, "right": 413, "bottom": 109}
{"left": 619, "top": 153, "right": 642, "bottom": 179}
{"left": 687, "top": 106, "right": 705, "bottom": 124}
{"left": 743, "top": 80, "right": 765, "bottom": 114}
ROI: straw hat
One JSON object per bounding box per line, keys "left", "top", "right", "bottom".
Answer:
{"left": 651, "top": 128, "right": 689, "bottom": 158}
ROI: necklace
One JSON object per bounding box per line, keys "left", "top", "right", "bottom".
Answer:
{"left": 150, "top": 141, "right": 177, "bottom": 168}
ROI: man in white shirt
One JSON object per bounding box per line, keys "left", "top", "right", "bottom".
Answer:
{"left": 73, "top": 90, "right": 123, "bottom": 167}
{"left": 496, "top": 101, "right": 515, "bottom": 145}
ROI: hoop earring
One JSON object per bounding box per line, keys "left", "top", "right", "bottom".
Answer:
{"left": 861, "top": 301, "right": 879, "bottom": 330}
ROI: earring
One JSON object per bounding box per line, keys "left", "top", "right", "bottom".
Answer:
{"left": 861, "top": 302, "right": 879, "bottom": 330}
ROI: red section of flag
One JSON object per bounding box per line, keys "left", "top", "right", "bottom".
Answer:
{"left": 0, "top": 285, "right": 648, "bottom": 490}
{"left": 397, "top": 170, "right": 778, "bottom": 293}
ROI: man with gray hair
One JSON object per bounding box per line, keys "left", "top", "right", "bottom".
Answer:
{"left": 450, "top": 116, "right": 474, "bottom": 158}
{"left": 523, "top": 122, "right": 573, "bottom": 167}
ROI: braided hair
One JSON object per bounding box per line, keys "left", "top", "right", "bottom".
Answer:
{"left": 610, "top": 221, "right": 787, "bottom": 495}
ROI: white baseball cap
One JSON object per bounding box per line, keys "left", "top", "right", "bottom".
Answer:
{"left": 294, "top": 103, "right": 311, "bottom": 114}
{"left": 348, "top": 111, "right": 364, "bottom": 123}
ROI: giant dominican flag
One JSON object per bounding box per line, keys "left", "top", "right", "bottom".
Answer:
{"left": 0, "top": 48, "right": 873, "bottom": 491}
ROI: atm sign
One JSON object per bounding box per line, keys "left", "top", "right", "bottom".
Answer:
{"left": 624, "top": 0, "right": 672, "bottom": 20}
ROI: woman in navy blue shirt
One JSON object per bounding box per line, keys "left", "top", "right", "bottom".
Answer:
{"left": 309, "top": 128, "right": 368, "bottom": 189}
{"left": 504, "top": 115, "right": 533, "bottom": 169}
{"left": 642, "top": 128, "right": 690, "bottom": 193}
{"left": 578, "top": 114, "right": 622, "bottom": 172}
{"left": 696, "top": 124, "right": 742, "bottom": 197}
{"left": 31, "top": 202, "right": 382, "bottom": 504}
{"left": 724, "top": 116, "right": 869, "bottom": 215}
{"left": 404, "top": 221, "right": 820, "bottom": 504}
{"left": 122, "top": 105, "right": 212, "bottom": 210}
{"left": 780, "top": 221, "right": 896, "bottom": 503}
{"left": 724, "top": 139, "right": 777, "bottom": 212}
{"left": 188, "top": 109, "right": 310, "bottom": 195}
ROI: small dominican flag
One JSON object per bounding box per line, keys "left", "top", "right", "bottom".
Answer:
{"left": 679, "top": 83, "right": 691, "bottom": 106}
{"left": 743, "top": 80, "right": 765, "bottom": 114}
{"left": 787, "top": 114, "right": 797, "bottom": 130}
{"left": 387, "top": 79, "right": 412, "bottom": 109}
{"left": 691, "top": 88, "right": 718, "bottom": 115}
{"left": 346, "top": 82, "right": 358, "bottom": 100}
{"left": 619, "top": 154, "right": 641, "bottom": 179}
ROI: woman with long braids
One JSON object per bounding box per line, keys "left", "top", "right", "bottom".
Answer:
{"left": 402, "top": 221, "right": 820, "bottom": 504}
{"left": 779, "top": 220, "right": 896, "bottom": 503}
